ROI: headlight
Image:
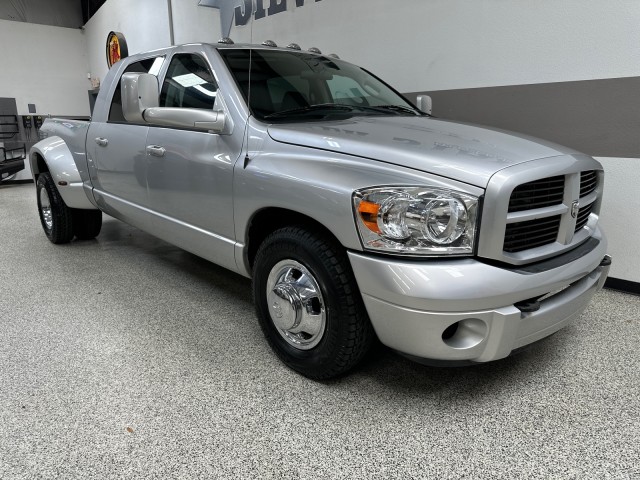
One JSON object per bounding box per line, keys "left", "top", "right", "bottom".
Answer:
{"left": 353, "top": 186, "right": 479, "bottom": 256}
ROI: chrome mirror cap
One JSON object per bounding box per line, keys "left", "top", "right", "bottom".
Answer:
{"left": 416, "top": 95, "right": 433, "bottom": 115}
{"left": 121, "top": 73, "right": 159, "bottom": 123}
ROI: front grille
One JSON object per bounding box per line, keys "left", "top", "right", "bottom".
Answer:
{"left": 580, "top": 170, "right": 597, "bottom": 197}
{"left": 508, "top": 176, "right": 565, "bottom": 213}
{"left": 575, "top": 203, "right": 593, "bottom": 232}
{"left": 479, "top": 157, "right": 602, "bottom": 264}
{"left": 504, "top": 216, "right": 561, "bottom": 253}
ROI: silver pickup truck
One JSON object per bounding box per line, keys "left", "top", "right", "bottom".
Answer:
{"left": 30, "top": 42, "right": 611, "bottom": 379}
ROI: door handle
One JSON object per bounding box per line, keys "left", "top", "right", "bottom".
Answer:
{"left": 95, "top": 137, "right": 108, "bottom": 147}
{"left": 146, "top": 145, "right": 166, "bottom": 157}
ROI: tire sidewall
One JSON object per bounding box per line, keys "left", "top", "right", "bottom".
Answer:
{"left": 36, "top": 174, "right": 54, "bottom": 240}
{"left": 36, "top": 172, "right": 73, "bottom": 244}
{"left": 253, "top": 231, "right": 351, "bottom": 375}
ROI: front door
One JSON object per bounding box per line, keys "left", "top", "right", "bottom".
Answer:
{"left": 144, "top": 50, "right": 239, "bottom": 269}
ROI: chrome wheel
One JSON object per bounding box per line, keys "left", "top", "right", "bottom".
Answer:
{"left": 39, "top": 188, "right": 53, "bottom": 230}
{"left": 266, "top": 259, "right": 326, "bottom": 350}
{"left": 253, "top": 227, "right": 375, "bottom": 378}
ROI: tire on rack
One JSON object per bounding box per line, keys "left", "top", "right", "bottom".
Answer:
{"left": 253, "top": 225, "right": 375, "bottom": 380}
{"left": 36, "top": 172, "right": 74, "bottom": 244}
{"left": 72, "top": 208, "right": 102, "bottom": 240}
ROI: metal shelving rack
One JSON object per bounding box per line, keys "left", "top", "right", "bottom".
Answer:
{"left": 0, "top": 114, "right": 20, "bottom": 140}
{"left": 0, "top": 114, "right": 26, "bottom": 180}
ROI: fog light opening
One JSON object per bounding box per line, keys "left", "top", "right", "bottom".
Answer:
{"left": 442, "top": 322, "right": 459, "bottom": 340}
{"left": 441, "top": 318, "right": 488, "bottom": 349}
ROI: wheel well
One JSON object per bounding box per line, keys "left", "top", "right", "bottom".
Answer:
{"left": 32, "top": 153, "right": 49, "bottom": 177}
{"left": 246, "top": 208, "right": 340, "bottom": 271}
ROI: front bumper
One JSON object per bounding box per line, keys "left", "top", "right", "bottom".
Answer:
{"left": 348, "top": 228, "right": 610, "bottom": 362}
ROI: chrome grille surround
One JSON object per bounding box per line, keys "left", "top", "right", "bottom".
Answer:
{"left": 477, "top": 154, "right": 604, "bottom": 266}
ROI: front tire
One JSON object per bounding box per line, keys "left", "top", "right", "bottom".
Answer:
{"left": 36, "top": 172, "right": 74, "bottom": 244}
{"left": 253, "top": 226, "right": 375, "bottom": 379}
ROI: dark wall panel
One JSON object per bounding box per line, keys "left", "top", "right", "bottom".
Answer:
{"left": 408, "top": 77, "right": 640, "bottom": 158}
{"left": 0, "top": 0, "right": 82, "bottom": 28}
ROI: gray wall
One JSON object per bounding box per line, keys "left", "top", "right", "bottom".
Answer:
{"left": 0, "top": 0, "right": 83, "bottom": 28}
{"left": 408, "top": 77, "right": 640, "bottom": 159}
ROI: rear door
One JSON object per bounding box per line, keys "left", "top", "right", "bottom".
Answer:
{"left": 87, "top": 56, "right": 164, "bottom": 222}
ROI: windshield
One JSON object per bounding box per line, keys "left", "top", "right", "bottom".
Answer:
{"left": 219, "top": 48, "right": 420, "bottom": 121}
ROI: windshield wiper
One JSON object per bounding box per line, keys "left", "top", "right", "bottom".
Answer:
{"left": 264, "top": 103, "right": 355, "bottom": 119}
{"left": 264, "top": 103, "right": 424, "bottom": 120}
{"left": 366, "top": 105, "right": 422, "bottom": 115}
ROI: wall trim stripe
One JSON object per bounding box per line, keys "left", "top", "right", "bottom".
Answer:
{"left": 407, "top": 76, "right": 640, "bottom": 158}
{"left": 1, "top": 179, "right": 33, "bottom": 185}
{"left": 604, "top": 277, "right": 640, "bottom": 297}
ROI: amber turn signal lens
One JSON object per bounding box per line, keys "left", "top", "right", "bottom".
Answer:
{"left": 358, "top": 201, "right": 381, "bottom": 233}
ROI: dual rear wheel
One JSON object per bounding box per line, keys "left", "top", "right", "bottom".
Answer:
{"left": 36, "top": 172, "right": 102, "bottom": 244}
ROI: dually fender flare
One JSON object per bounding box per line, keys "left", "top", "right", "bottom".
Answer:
{"left": 30, "top": 136, "right": 97, "bottom": 210}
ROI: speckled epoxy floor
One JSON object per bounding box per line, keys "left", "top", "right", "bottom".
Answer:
{"left": 1, "top": 183, "right": 638, "bottom": 479}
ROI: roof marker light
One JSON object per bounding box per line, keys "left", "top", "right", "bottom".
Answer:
{"left": 308, "top": 47, "right": 322, "bottom": 54}
{"left": 218, "top": 37, "right": 234, "bottom": 44}
{"left": 262, "top": 40, "right": 277, "bottom": 47}
{"left": 328, "top": 53, "right": 340, "bottom": 59}
{"left": 286, "top": 43, "right": 302, "bottom": 50}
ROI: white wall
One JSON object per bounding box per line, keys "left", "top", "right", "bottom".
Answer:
{"left": 83, "top": 0, "right": 640, "bottom": 92}
{"left": 84, "top": 0, "right": 172, "bottom": 85}
{"left": 171, "top": 1, "right": 219, "bottom": 46}
{"left": 0, "top": 19, "right": 90, "bottom": 180}
{"left": 83, "top": 0, "right": 221, "bottom": 84}
{"left": 596, "top": 158, "right": 640, "bottom": 282}
{"left": 0, "top": 19, "right": 89, "bottom": 116}
{"left": 227, "top": 0, "right": 640, "bottom": 92}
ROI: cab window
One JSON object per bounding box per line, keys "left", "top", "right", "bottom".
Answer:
{"left": 160, "top": 54, "right": 218, "bottom": 109}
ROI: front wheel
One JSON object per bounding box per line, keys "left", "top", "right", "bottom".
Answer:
{"left": 253, "top": 226, "right": 375, "bottom": 379}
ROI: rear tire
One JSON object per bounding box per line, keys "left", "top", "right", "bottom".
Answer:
{"left": 253, "top": 226, "right": 375, "bottom": 380}
{"left": 36, "top": 172, "right": 74, "bottom": 244}
{"left": 72, "top": 209, "right": 102, "bottom": 240}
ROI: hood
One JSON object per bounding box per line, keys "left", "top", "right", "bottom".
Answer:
{"left": 267, "top": 116, "right": 580, "bottom": 187}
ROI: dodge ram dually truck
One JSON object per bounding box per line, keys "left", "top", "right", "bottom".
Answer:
{"left": 30, "top": 42, "right": 611, "bottom": 379}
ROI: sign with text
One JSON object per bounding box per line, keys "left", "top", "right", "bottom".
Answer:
{"left": 199, "top": 0, "right": 322, "bottom": 38}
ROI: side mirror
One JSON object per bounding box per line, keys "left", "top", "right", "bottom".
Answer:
{"left": 121, "top": 73, "right": 159, "bottom": 123}
{"left": 121, "top": 72, "right": 228, "bottom": 133}
{"left": 416, "top": 95, "right": 432, "bottom": 115}
{"left": 143, "top": 107, "right": 227, "bottom": 133}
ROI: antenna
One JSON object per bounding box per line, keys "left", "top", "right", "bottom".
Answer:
{"left": 247, "top": 1, "right": 254, "bottom": 111}
{"left": 243, "top": 0, "right": 255, "bottom": 168}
